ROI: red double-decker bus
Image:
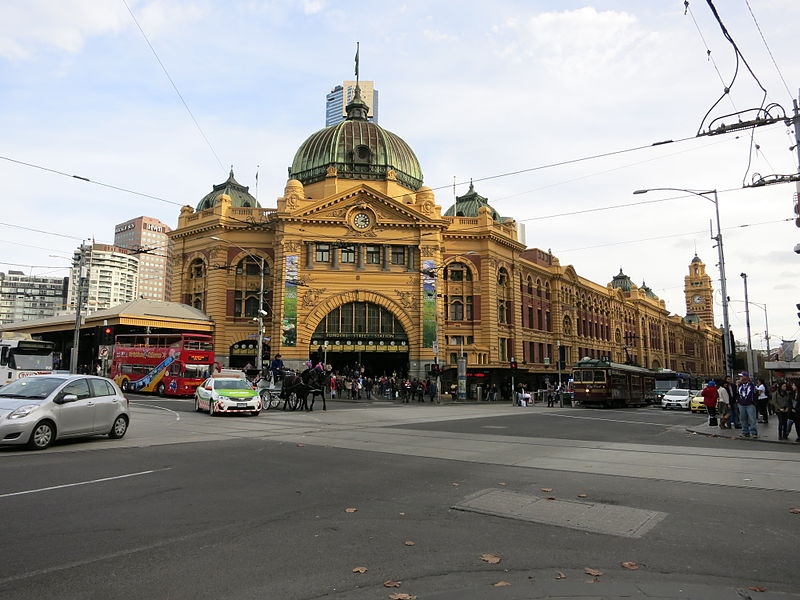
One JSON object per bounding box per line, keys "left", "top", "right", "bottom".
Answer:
{"left": 110, "top": 333, "right": 218, "bottom": 396}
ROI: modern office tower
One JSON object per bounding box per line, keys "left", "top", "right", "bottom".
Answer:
{"left": 325, "top": 80, "right": 378, "bottom": 126}
{"left": 67, "top": 244, "right": 139, "bottom": 313}
{"left": 113, "top": 216, "right": 173, "bottom": 301}
{"left": 0, "top": 271, "right": 67, "bottom": 324}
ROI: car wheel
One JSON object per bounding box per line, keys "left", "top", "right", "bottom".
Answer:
{"left": 27, "top": 421, "right": 55, "bottom": 450}
{"left": 662, "top": 406, "right": 666, "bottom": 410}
{"left": 195, "top": 396, "right": 202, "bottom": 412}
{"left": 108, "top": 415, "right": 129, "bottom": 439}
{"left": 208, "top": 401, "right": 216, "bottom": 416}
{"left": 157, "top": 383, "right": 166, "bottom": 397}
{"left": 120, "top": 379, "right": 130, "bottom": 392}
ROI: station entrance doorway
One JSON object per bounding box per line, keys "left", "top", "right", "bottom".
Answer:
{"left": 310, "top": 301, "right": 410, "bottom": 377}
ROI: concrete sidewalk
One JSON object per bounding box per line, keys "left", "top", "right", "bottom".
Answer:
{"left": 687, "top": 418, "right": 800, "bottom": 445}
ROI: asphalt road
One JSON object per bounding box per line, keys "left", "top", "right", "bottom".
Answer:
{"left": 1, "top": 399, "right": 798, "bottom": 600}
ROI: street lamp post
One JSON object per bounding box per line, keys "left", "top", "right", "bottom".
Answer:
{"left": 71, "top": 241, "right": 88, "bottom": 374}
{"left": 210, "top": 237, "right": 268, "bottom": 372}
{"left": 633, "top": 188, "right": 732, "bottom": 377}
{"left": 740, "top": 273, "right": 755, "bottom": 376}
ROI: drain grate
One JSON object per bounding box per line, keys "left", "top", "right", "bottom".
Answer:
{"left": 453, "top": 488, "right": 666, "bottom": 538}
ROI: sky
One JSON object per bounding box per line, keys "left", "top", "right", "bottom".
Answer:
{"left": 1, "top": 0, "right": 799, "bottom": 353}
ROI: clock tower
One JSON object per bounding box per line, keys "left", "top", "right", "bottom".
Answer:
{"left": 684, "top": 254, "right": 714, "bottom": 325}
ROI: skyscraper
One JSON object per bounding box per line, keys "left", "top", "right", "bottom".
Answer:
{"left": 68, "top": 244, "right": 140, "bottom": 313}
{"left": 0, "top": 271, "right": 67, "bottom": 324}
{"left": 325, "top": 80, "right": 378, "bottom": 126}
{"left": 113, "top": 216, "right": 173, "bottom": 301}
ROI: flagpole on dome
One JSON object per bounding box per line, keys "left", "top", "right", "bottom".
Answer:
{"left": 354, "top": 41, "right": 360, "bottom": 88}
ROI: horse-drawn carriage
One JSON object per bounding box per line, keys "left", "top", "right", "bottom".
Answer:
{"left": 259, "top": 367, "right": 326, "bottom": 412}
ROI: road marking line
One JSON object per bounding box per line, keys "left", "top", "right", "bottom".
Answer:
{"left": 131, "top": 402, "right": 181, "bottom": 421}
{"left": 0, "top": 468, "right": 171, "bottom": 499}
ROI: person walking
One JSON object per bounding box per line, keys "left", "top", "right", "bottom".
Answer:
{"left": 723, "top": 376, "right": 741, "bottom": 429}
{"left": 790, "top": 381, "right": 800, "bottom": 442}
{"left": 716, "top": 380, "right": 730, "bottom": 429}
{"left": 771, "top": 381, "right": 792, "bottom": 440}
{"left": 700, "top": 380, "right": 719, "bottom": 426}
{"left": 737, "top": 372, "right": 758, "bottom": 438}
{"left": 756, "top": 378, "right": 769, "bottom": 424}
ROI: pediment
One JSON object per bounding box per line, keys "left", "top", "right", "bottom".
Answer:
{"left": 290, "top": 185, "right": 435, "bottom": 226}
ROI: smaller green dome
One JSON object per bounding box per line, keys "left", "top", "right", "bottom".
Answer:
{"left": 611, "top": 268, "right": 634, "bottom": 292}
{"left": 640, "top": 280, "right": 657, "bottom": 299}
{"left": 444, "top": 181, "right": 500, "bottom": 221}
{"left": 691, "top": 254, "right": 702, "bottom": 264}
{"left": 196, "top": 169, "right": 260, "bottom": 211}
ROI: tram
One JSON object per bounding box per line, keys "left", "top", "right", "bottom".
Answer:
{"left": 571, "top": 357, "right": 656, "bottom": 408}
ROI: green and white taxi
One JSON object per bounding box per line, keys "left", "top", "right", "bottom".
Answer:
{"left": 195, "top": 376, "right": 261, "bottom": 416}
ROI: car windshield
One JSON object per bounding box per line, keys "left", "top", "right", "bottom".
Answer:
{"left": 667, "top": 389, "right": 689, "bottom": 397}
{"left": 0, "top": 377, "right": 63, "bottom": 398}
{"left": 215, "top": 380, "right": 251, "bottom": 390}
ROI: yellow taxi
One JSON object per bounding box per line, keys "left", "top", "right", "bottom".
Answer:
{"left": 689, "top": 390, "right": 706, "bottom": 413}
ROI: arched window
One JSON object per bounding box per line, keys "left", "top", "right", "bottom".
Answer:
{"left": 563, "top": 315, "right": 573, "bottom": 335}
{"left": 526, "top": 277, "right": 533, "bottom": 295}
{"left": 187, "top": 258, "right": 206, "bottom": 311}
{"left": 233, "top": 256, "right": 270, "bottom": 318}
{"left": 445, "top": 262, "right": 473, "bottom": 282}
{"left": 497, "top": 268, "right": 509, "bottom": 287}
{"left": 449, "top": 298, "right": 464, "bottom": 321}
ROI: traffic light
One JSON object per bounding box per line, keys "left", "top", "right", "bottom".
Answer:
{"left": 796, "top": 303, "right": 800, "bottom": 327}
{"left": 794, "top": 194, "right": 800, "bottom": 227}
{"left": 510, "top": 357, "right": 518, "bottom": 371}
{"left": 100, "top": 326, "right": 114, "bottom": 345}
{"left": 727, "top": 353, "right": 736, "bottom": 371}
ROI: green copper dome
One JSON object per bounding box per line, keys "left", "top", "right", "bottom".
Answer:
{"left": 611, "top": 268, "right": 634, "bottom": 292}
{"left": 444, "top": 181, "right": 500, "bottom": 221}
{"left": 289, "top": 86, "right": 423, "bottom": 191}
{"left": 196, "top": 169, "right": 260, "bottom": 211}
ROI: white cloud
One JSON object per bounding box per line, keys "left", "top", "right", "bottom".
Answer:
{"left": 0, "top": 1, "right": 128, "bottom": 59}
{"left": 303, "top": 1, "right": 325, "bottom": 15}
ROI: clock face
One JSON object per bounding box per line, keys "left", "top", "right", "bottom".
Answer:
{"left": 353, "top": 212, "right": 371, "bottom": 229}
{"left": 692, "top": 295, "right": 703, "bottom": 304}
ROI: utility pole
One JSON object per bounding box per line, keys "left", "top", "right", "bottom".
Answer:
{"left": 741, "top": 273, "right": 755, "bottom": 376}
{"left": 71, "top": 242, "right": 87, "bottom": 374}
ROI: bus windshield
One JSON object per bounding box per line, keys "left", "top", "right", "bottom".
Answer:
{"left": 9, "top": 349, "right": 54, "bottom": 370}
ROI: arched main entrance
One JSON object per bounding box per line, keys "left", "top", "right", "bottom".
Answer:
{"left": 310, "top": 301, "right": 409, "bottom": 376}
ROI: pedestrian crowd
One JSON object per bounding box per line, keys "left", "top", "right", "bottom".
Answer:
{"left": 699, "top": 371, "right": 800, "bottom": 441}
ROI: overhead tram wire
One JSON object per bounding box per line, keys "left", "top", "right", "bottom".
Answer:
{"left": 744, "top": 0, "right": 794, "bottom": 103}
{"left": 121, "top": 0, "right": 226, "bottom": 173}
{"left": 554, "top": 216, "right": 793, "bottom": 254}
{"left": 0, "top": 154, "right": 182, "bottom": 207}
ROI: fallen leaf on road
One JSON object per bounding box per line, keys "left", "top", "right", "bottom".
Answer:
{"left": 498, "top": 482, "right": 508, "bottom": 486}
{"left": 584, "top": 567, "right": 603, "bottom": 577}
{"left": 480, "top": 553, "right": 502, "bottom": 564}
{"left": 352, "top": 567, "right": 368, "bottom": 573}
{"left": 399, "top": 512, "right": 406, "bottom": 516}
{"left": 296, "top": 444, "right": 305, "bottom": 447}
{"left": 383, "top": 580, "right": 402, "bottom": 587}
{"left": 345, "top": 507, "right": 358, "bottom": 513}
{"left": 577, "top": 493, "right": 589, "bottom": 498}
{"left": 554, "top": 571, "right": 566, "bottom": 580}
{"left": 404, "top": 540, "right": 416, "bottom": 546}
{"left": 493, "top": 581, "right": 512, "bottom": 587}
{"left": 790, "top": 508, "right": 800, "bottom": 514}
{"left": 451, "top": 482, "right": 460, "bottom": 486}
{"left": 621, "top": 561, "right": 639, "bottom": 570}
{"left": 541, "top": 487, "right": 553, "bottom": 492}
{"left": 748, "top": 586, "right": 767, "bottom": 592}
{"left": 388, "top": 594, "right": 416, "bottom": 600}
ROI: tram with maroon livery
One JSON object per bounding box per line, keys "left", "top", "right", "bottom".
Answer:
{"left": 571, "top": 357, "right": 656, "bottom": 408}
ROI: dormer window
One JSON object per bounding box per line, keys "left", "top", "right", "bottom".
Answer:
{"left": 353, "top": 144, "right": 372, "bottom": 164}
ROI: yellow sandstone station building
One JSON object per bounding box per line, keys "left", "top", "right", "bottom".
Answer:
{"left": 169, "top": 84, "right": 723, "bottom": 388}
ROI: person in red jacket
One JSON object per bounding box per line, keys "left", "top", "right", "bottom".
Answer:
{"left": 700, "top": 380, "right": 719, "bottom": 426}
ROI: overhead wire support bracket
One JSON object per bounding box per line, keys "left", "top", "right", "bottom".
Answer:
{"left": 697, "top": 104, "right": 786, "bottom": 137}
{"left": 744, "top": 172, "right": 800, "bottom": 188}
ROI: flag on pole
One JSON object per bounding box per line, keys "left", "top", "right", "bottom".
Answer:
{"left": 354, "top": 42, "right": 359, "bottom": 81}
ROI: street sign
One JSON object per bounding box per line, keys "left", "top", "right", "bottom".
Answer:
{"left": 432, "top": 341, "right": 439, "bottom": 354}
{"left": 98, "top": 345, "right": 110, "bottom": 359}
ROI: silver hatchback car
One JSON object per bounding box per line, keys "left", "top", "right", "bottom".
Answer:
{"left": 0, "top": 375, "right": 130, "bottom": 450}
